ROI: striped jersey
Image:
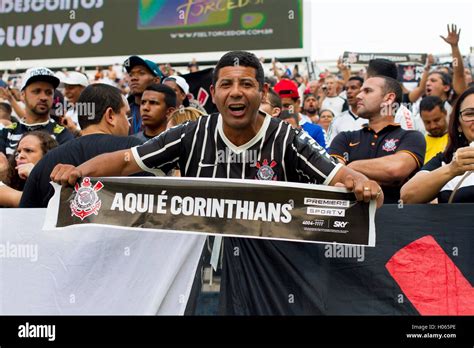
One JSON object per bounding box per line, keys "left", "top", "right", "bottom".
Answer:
{"left": 132, "top": 112, "right": 342, "bottom": 184}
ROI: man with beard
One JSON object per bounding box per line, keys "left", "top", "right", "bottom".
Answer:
{"left": 419, "top": 96, "right": 449, "bottom": 163}
{"left": 124, "top": 56, "right": 162, "bottom": 135}
{"left": 302, "top": 94, "right": 319, "bottom": 123}
{"left": 329, "top": 76, "right": 366, "bottom": 144}
{"left": 0, "top": 68, "right": 74, "bottom": 156}
{"left": 329, "top": 76, "right": 425, "bottom": 203}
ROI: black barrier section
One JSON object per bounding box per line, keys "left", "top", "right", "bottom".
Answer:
{"left": 218, "top": 203, "right": 473, "bottom": 315}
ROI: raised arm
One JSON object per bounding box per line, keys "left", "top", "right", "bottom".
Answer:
{"left": 337, "top": 57, "right": 351, "bottom": 84}
{"left": 440, "top": 24, "right": 467, "bottom": 95}
{"left": 408, "top": 54, "right": 434, "bottom": 103}
{"left": 0, "top": 87, "right": 25, "bottom": 120}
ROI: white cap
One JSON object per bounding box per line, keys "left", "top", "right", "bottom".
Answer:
{"left": 21, "top": 67, "right": 60, "bottom": 91}
{"left": 61, "top": 72, "right": 89, "bottom": 87}
{"left": 163, "top": 75, "right": 189, "bottom": 94}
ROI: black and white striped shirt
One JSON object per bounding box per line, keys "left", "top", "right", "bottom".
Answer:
{"left": 132, "top": 112, "right": 342, "bottom": 184}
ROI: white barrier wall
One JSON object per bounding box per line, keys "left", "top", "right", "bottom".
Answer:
{"left": 0, "top": 209, "right": 205, "bottom": 315}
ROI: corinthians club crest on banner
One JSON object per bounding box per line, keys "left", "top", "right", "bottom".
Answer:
{"left": 70, "top": 177, "right": 104, "bottom": 220}
{"left": 255, "top": 159, "right": 277, "bottom": 180}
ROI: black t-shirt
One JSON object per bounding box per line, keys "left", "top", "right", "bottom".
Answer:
{"left": 329, "top": 124, "right": 426, "bottom": 203}
{"left": 421, "top": 152, "right": 474, "bottom": 203}
{"left": 19, "top": 134, "right": 144, "bottom": 208}
{"left": 0, "top": 119, "right": 74, "bottom": 156}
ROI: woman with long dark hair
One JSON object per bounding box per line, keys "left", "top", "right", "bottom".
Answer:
{"left": 0, "top": 131, "right": 58, "bottom": 207}
{"left": 401, "top": 87, "right": 474, "bottom": 203}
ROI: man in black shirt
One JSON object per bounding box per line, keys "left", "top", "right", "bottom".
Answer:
{"left": 329, "top": 76, "right": 426, "bottom": 203}
{"left": 20, "top": 84, "right": 143, "bottom": 208}
{"left": 0, "top": 67, "right": 74, "bottom": 156}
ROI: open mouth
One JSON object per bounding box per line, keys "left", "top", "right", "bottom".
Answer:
{"left": 228, "top": 104, "right": 246, "bottom": 117}
{"left": 426, "top": 87, "right": 432, "bottom": 95}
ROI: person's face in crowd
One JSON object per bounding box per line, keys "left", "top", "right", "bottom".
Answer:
{"left": 345, "top": 80, "right": 362, "bottom": 109}
{"left": 0, "top": 107, "right": 10, "bottom": 120}
{"left": 22, "top": 81, "right": 54, "bottom": 117}
{"left": 127, "top": 65, "right": 157, "bottom": 96}
{"left": 15, "top": 135, "right": 44, "bottom": 167}
{"left": 356, "top": 77, "right": 387, "bottom": 119}
{"left": 325, "top": 77, "right": 337, "bottom": 97}
{"left": 464, "top": 68, "right": 473, "bottom": 85}
{"left": 111, "top": 96, "right": 131, "bottom": 136}
{"left": 459, "top": 94, "right": 474, "bottom": 143}
{"left": 303, "top": 96, "right": 318, "bottom": 115}
{"left": 309, "top": 80, "right": 319, "bottom": 95}
{"left": 420, "top": 106, "right": 448, "bottom": 137}
{"left": 259, "top": 99, "right": 273, "bottom": 115}
{"left": 281, "top": 97, "right": 300, "bottom": 114}
{"left": 425, "top": 73, "right": 450, "bottom": 99}
{"left": 64, "top": 84, "right": 85, "bottom": 104}
{"left": 163, "top": 80, "right": 186, "bottom": 107}
{"left": 140, "top": 90, "right": 174, "bottom": 130}
{"left": 319, "top": 110, "right": 334, "bottom": 131}
{"left": 211, "top": 65, "right": 268, "bottom": 131}
{"left": 260, "top": 98, "right": 281, "bottom": 118}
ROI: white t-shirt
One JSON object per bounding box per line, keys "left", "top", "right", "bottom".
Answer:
{"left": 321, "top": 96, "right": 346, "bottom": 117}
{"left": 299, "top": 113, "right": 311, "bottom": 125}
{"left": 395, "top": 104, "right": 420, "bottom": 132}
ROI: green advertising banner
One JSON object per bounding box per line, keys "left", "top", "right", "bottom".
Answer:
{"left": 0, "top": 0, "right": 303, "bottom": 61}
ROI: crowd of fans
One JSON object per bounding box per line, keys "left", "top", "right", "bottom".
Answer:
{"left": 0, "top": 24, "right": 473, "bottom": 208}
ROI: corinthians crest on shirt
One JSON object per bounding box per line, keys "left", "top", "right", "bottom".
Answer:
{"left": 255, "top": 159, "right": 277, "bottom": 180}
{"left": 382, "top": 138, "right": 399, "bottom": 152}
{"left": 70, "top": 177, "right": 104, "bottom": 220}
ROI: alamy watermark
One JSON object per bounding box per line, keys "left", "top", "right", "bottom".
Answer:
{"left": 216, "top": 148, "right": 259, "bottom": 166}
{"left": 0, "top": 241, "right": 38, "bottom": 262}
{"left": 324, "top": 243, "right": 365, "bottom": 262}
{"left": 54, "top": 101, "right": 95, "bottom": 119}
